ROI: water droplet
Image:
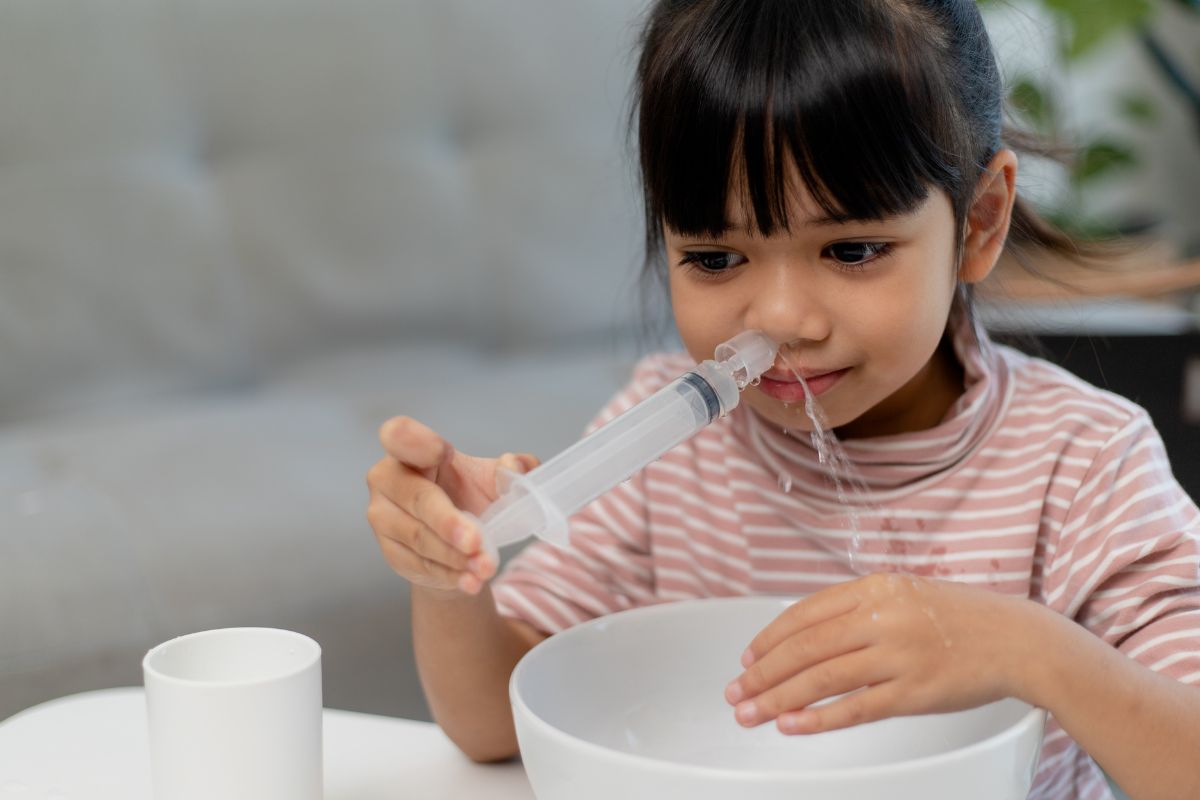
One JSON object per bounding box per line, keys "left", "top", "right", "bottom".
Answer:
{"left": 777, "top": 473, "right": 793, "bottom": 493}
{"left": 749, "top": 376, "right": 762, "bottom": 387}
{"left": 781, "top": 428, "right": 790, "bottom": 437}
{"left": 781, "top": 360, "right": 880, "bottom": 575}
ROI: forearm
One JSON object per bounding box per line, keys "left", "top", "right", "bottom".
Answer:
{"left": 411, "top": 584, "right": 547, "bottom": 762}
{"left": 1019, "top": 605, "right": 1200, "bottom": 800}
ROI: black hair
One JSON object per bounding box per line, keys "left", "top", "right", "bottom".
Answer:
{"left": 627, "top": 0, "right": 1086, "bottom": 343}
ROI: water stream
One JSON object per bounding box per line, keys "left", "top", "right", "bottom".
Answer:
{"left": 777, "top": 354, "right": 881, "bottom": 575}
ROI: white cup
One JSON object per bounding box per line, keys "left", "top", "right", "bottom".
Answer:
{"left": 142, "top": 627, "right": 323, "bottom": 800}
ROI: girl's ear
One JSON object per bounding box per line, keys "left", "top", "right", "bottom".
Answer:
{"left": 959, "top": 148, "right": 1019, "bottom": 285}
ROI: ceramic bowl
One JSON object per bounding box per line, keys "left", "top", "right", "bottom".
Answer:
{"left": 510, "top": 596, "right": 1045, "bottom": 800}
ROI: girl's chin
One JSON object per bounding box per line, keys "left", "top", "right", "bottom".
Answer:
{"left": 745, "top": 396, "right": 853, "bottom": 433}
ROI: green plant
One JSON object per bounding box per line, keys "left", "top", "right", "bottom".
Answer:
{"left": 980, "top": 0, "right": 1200, "bottom": 239}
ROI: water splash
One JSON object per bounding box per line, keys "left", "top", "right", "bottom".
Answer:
{"left": 779, "top": 353, "right": 882, "bottom": 574}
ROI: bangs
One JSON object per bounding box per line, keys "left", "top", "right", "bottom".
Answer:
{"left": 637, "top": 0, "right": 975, "bottom": 240}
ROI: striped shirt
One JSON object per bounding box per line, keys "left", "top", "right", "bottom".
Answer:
{"left": 493, "top": 324, "right": 1200, "bottom": 799}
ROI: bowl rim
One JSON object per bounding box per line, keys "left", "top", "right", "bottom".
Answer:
{"left": 509, "top": 596, "right": 1047, "bottom": 781}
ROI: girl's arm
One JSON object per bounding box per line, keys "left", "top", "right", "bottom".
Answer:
{"left": 726, "top": 574, "right": 1200, "bottom": 798}
{"left": 412, "top": 583, "right": 547, "bottom": 762}
{"left": 1020, "top": 603, "right": 1200, "bottom": 800}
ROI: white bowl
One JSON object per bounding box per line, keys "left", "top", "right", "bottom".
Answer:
{"left": 510, "top": 597, "right": 1045, "bottom": 800}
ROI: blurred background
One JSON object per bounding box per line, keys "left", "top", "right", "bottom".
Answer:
{"left": 0, "top": 0, "right": 1196, "bottom": 772}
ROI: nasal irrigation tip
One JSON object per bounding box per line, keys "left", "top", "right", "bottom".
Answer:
{"left": 713, "top": 330, "right": 778, "bottom": 388}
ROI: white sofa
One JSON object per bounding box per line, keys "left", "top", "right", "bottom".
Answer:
{"left": 0, "top": 0, "right": 657, "bottom": 721}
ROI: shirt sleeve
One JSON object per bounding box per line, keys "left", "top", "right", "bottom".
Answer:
{"left": 491, "top": 355, "right": 677, "bottom": 634}
{"left": 1043, "top": 409, "right": 1200, "bottom": 686}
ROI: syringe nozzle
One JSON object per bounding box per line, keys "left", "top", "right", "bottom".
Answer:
{"left": 713, "top": 330, "right": 778, "bottom": 388}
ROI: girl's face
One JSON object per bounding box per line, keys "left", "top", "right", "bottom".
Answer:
{"left": 665, "top": 175, "right": 980, "bottom": 440}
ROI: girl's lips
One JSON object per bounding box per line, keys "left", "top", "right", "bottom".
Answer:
{"left": 757, "top": 368, "right": 849, "bottom": 402}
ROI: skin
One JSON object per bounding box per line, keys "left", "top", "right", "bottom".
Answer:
{"left": 695, "top": 153, "right": 1200, "bottom": 799}
{"left": 366, "top": 418, "right": 545, "bottom": 761}
{"left": 367, "top": 149, "right": 1200, "bottom": 794}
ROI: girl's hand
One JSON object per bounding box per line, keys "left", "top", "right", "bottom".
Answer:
{"left": 724, "top": 573, "right": 1043, "bottom": 734}
{"left": 366, "top": 416, "right": 539, "bottom": 595}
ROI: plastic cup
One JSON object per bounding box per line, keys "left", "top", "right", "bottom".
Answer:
{"left": 142, "top": 627, "right": 323, "bottom": 800}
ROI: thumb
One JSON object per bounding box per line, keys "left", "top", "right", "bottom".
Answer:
{"left": 495, "top": 451, "right": 539, "bottom": 482}
{"left": 442, "top": 450, "right": 540, "bottom": 512}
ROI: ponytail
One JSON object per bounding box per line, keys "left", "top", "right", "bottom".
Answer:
{"left": 999, "top": 124, "right": 1133, "bottom": 285}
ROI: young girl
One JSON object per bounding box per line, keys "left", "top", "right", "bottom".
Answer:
{"left": 365, "top": 1, "right": 1200, "bottom": 797}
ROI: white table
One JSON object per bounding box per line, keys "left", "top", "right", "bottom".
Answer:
{"left": 0, "top": 688, "right": 535, "bottom": 799}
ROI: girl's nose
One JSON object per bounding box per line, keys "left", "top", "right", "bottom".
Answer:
{"left": 746, "top": 272, "right": 832, "bottom": 346}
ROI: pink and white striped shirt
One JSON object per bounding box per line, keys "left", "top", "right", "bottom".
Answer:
{"left": 493, "top": 324, "right": 1200, "bottom": 799}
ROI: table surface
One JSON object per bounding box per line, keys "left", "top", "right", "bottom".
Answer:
{"left": 0, "top": 687, "right": 535, "bottom": 799}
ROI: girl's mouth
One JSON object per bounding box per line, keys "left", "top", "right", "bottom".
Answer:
{"left": 757, "top": 368, "right": 849, "bottom": 403}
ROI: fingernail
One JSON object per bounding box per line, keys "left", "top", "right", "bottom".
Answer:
{"left": 725, "top": 680, "right": 744, "bottom": 704}
{"left": 741, "top": 648, "right": 756, "bottom": 668}
{"left": 467, "top": 555, "right": 492, "bottom": 579}
{"left": 453, "top": 522, "right": 476, "bottom": 553}
{"left": 782, "top": 710, "right": 815, "bottom": 733}
{"left": 735, "top": 701, "right": 757, "bottom": 726}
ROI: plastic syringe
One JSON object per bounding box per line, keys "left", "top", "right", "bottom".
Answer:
{"left": 477, "top": 330, "right": 777, "bottom": 559}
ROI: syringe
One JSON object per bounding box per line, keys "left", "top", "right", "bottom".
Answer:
{"left": 477, "top": 330, "right": 777, "bottom": 559}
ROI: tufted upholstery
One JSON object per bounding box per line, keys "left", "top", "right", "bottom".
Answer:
{"left": 0, "top": 0, "right": 647, "bottom": 421}
{"left": 0, "top": 0, "right": 655, "bottom": 721}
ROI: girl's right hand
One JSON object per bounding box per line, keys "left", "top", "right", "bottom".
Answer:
{"left": 366, "top": 416, "right": 539, "bottom": 595}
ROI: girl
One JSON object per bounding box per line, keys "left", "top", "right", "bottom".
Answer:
{"left": 365, "top": 1, "right": 1200, "bottom": 797}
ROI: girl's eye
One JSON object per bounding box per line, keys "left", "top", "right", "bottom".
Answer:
{"left": 824, "top": 241, "right": 892, "bottom": 268}
{"left": 678, "top": 250, "right": 746, "bottom": 277}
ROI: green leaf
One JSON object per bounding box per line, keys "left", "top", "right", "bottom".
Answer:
{"left": 1117, "top": 93, "right": 1158, "bottom": 124}
{"left": 1042, "top": 0, "right": 1154, "bottom": 59}
{"left": 1072, "top": 139, "right": 1139, "bottom": 183}
{"left": 1009, "top": 78, "right": 1055, "bottom": 131}
{"left": 1043, "top": 208, "right": 1129, "bottom": 240}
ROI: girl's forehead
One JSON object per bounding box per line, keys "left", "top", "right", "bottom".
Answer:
{"left": 663, "top": 186, "right": 943, "bottom": 239}
{"left": 722, "top": 155, "right": 831, "bottom": 231}
{"left": 722, "top": 179, "right": 829, "bottom": 234}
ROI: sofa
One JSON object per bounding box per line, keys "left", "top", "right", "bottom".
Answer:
{"left": 0, "top": 0, "right": 656, "bottom": 722}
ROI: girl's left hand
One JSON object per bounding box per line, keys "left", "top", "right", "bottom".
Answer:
{"left": 725, "top": 572, "right": 1045, "bottom": 734}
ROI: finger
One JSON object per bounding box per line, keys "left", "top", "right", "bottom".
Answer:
{"left": 743, "top": 584, "right": 863, "bottom": 667}
{"left": 775, "top": 681, "right": 903, "bottom": 735}
{"left": 733, "top": 648, "right": 886, "bottom": 727}
{"left": 492, "top": 451, "right": 539, "bottom": 492}
{"left": 375, "top": 532, "right": 468, "bottom": 592}
{"left": 378, "top": 416, "right": 455, "bottom": 474}
{"left": 727, "top": 613, "right": 871, "bottom": 704}
{"left": 366, "top": 486, "right": 497, "bottom": 581}
{"left": 389, "top": 504, "right": 474, "bottom": 572}
{"left": 371, "top": 461, "right": 482, "bottom": 556}
{"left": 366, "top": 495, "right": 459, "bottom": 568}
